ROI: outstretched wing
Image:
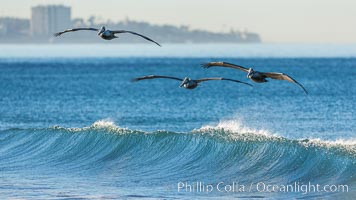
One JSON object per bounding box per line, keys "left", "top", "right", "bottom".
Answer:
{"left": 201, "top": 62, "right": 249, "bottom": 72}
{"left": 112, "top": 30, "right": 161, "bottom": 46}
{"left": 262, "top": 72, "right": 308, "bottom": 94}
{"left": 54, "top": 28, "right": 98, "bottom": 37}
{"left": 196, "top": 77, "right": 253, "bottom": 87}
{"left": 132, "top": 75, "right": 182, "bottom": 82}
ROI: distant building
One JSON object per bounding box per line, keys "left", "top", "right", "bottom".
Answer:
{"left": 0, "top": 17, "right": 30, "bottom": 37}
{"left": 31, "top": 5, "right": 71, "bottom": 37}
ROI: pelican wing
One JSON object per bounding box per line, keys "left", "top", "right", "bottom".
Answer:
{"left": 132, "top": 75, "right": 182, "bottom": 82}
{"left": 54, "top": 28, "right": 99, "bottom": 37}
{"left": 112, "top": 30, "right": 161, "bottom": 46}
{"left": 262, "top": 72, "right": 308, "bottom": 94}
{"left": 202, "top": 62, "right": 249, "bottom": 72}
{"left": 196, "top": 78, "right": 253, "bottom": 87}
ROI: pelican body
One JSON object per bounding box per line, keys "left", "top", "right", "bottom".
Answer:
{"left": 97, "top": 27, "right": 117, "bottom": 40}
{"left": 247, "top": 68, "right": 268, "bottom": 83}
{"left": 132, "top": 75, "right": 252, "bottom": 90}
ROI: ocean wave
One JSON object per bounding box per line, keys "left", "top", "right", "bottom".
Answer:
{"left": 0, "top": 120, "right": 355, "bottom": 186}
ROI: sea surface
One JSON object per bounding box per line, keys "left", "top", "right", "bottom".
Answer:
{"left": 0, "top": 44, "right": 355, "bottom": 199}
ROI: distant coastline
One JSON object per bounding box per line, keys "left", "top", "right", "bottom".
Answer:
{"left": 0, "top": 17, "right": 261, "bottom": 44}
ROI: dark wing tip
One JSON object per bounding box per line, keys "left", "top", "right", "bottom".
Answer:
{"left": 291, "top": 77, "right": 308, "bottom": 95}
{"left": 245, "top": 82, "right": 254, "bottom": 87}
{"left": 131, "top": 75, "right": 154, "bottom": 82}
{"left": 301, "top": 86, "right": 308, "bottom": 95}
{"left": 291, "top": 79, "right": 308, "bottom": 95}
{"left": 237, "top": 81, "right": 253, "bottom": 87}
{"left": 131, "top": 78, "right": 140, "bottom": 82}
{"left": 147, "top": 38, "right": 161, "bottom": 47}
{"left": 54, "top": 32, "right": 62, "bottom": 37}
{"left": 201, "top": 63, "right": 212, "bottom": 68}
{"left": 123, "top": 30, "right": 161, "bottom": 47}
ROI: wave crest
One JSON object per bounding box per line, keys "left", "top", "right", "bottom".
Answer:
{"left": 52, "top": 119, "right": 140, "bottom": 134}
{"left": 196, "top": 119, "right": 356, "bottom": 155}
{"left": 0, "top": 120, "right": 355, "bottom": 186}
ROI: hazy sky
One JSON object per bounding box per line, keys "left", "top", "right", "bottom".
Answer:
{"left": 0, "top": 0, "right": 355, "bottom": 43}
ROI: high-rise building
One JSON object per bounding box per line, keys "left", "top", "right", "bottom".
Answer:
{"left": 31, "top": 5, "right": 71, "bottom": 37}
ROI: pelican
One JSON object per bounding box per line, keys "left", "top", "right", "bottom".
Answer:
{"left": 54, "top": 26, "right": 161, "bottom": 46}
{"left": 132, "top": 75, "right": 252, "bottom": 89}
{"left": 202, "top": 62, "right": 308, "bottom": 94}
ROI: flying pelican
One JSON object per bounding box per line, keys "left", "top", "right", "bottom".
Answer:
{"left": 54, "top": 26, "right": 161, "bottom": 46}
{"left": 202, "top": 62, "right": 308, "bottom": 94}
{"left": 132, "top": 75, "right": 252, "bottom": 89}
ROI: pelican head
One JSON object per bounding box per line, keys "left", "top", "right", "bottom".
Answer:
{"left": 180, "top": 77, "right": 191, "bottom": 87}
{"left": 247, "top": 68, "right": 254, "bottom": 78}
{"left": 98, "top": 26, "right": 106, "bottom": 35}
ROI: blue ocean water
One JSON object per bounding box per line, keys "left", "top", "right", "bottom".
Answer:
{"left": 0, "top": 45, "right": 355, "bottom": 199}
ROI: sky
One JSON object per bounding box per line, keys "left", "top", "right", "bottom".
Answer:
{"left": 0, "top": 0, "right": 355, "bottom": 43}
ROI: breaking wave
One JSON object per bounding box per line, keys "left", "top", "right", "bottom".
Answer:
{"left": 0, "top": 120, "right": 355, "bottom": 189}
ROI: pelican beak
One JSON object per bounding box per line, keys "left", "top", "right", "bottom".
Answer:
{"left": 180, "top": 81, "right": 186, "bottom": 87}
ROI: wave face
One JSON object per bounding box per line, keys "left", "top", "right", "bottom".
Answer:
{"left": 1, "top": 120, "right": 355, "bottom": 199}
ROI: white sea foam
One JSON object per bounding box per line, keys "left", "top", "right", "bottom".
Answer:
{"left": 52, "top": 119, "right": 134, "bottom": 134}
{"left": 299, "top": 138, "right": 356, "bottom": 154}
{"left": 199, "top": 118, "right": 273, "bottom": 137}
{"left": 91, "top": 119, "right": 118, "bottom": 129}
{"left": 198, "top": 118, "right": 356, "bottom": 154}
